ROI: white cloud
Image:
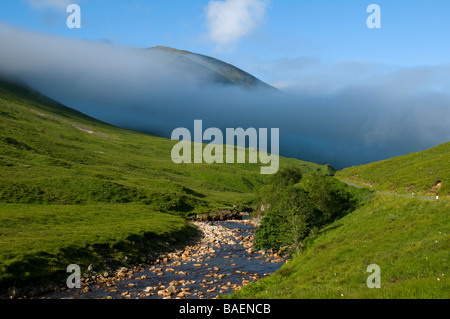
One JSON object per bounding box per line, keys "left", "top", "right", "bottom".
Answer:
{"left": 206, "top": 0, "right": 268, "bottom": 50}
{"left": 28, "top": 0, "right": 72, "bottom": 11}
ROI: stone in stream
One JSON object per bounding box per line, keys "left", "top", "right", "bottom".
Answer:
{"left": 82, "top": 287, "right": 91, "bottom": 293}
{"left": 40, "top": 220, "right": 285, "bottom": 300}
{"left": 166, "top": 285, "right": 179, "bottom": 294}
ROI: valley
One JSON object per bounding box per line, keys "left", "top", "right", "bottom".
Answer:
{"left": 0, "top": 64, "right": 448, "bottom": 300}
{"left": 0, "top": 78, "right": 322, "bottom": 297}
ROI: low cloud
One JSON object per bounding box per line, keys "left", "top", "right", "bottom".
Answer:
{"left": 0, "top": 23, "right": 449, "bottom": 169}
{"left": 205, "top": 0, "right": 268, "bottom": 51}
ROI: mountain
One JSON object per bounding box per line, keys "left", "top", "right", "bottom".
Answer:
{"left": 148, "top": 46, "right": 277, "bottom": 91}
{"left": 336, "top": 142, "right": 450, "bottom": 196}
{"left": 0, "top": 78, "right": 319, "bottom": 292}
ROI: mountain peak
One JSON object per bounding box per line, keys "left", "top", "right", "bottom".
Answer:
{"left": 148, "top": 46, "right": 277, "bottom": 92}
{"left": 150, "top": 46, "right": 192, "bottom": 55}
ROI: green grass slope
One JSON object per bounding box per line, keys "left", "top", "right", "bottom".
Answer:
{"left": 231, "top": 194, "right": 449, "bottom": 299}
{"left": 0, "top": 204, "right": 196, "bottom": 294}
{"left": 336, "top": 142, "right": 450, "bottom": 197}
{"left": 0, "top": 78, "right": 323, "bottom": 293}
{"left": 0, "top": 79, "right": 323, "bottom": 211}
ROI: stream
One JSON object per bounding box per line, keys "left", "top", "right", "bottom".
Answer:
{"left": 37, "top": 220, "right": 288, "bottom": 299}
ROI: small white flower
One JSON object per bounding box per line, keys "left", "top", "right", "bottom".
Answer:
{"left": 437, "top": 278, "right": 440, "bottom": 281}
{"left": 341, "top": 294, "right": 344, "bottom": 297}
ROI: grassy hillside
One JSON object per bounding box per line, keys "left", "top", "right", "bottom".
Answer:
{"left": 230, "top": 140, "right": 450, "bottom": 299}
{"left": 0, "top": 78, "right": 323, "bottom": 293}
{"left": 336, "top": 142, "right": 450, "bottom": 197}
{"left": 0, "top": 79, "right": 324, "bottom": 211}
{"left": 231, "top": 193, "right": 449, "bottom": 299}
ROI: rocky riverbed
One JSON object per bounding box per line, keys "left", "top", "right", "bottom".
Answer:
{"left": 37, "top": 220, "right": 288, "bottom": 299}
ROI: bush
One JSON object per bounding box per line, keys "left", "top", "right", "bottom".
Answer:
{"left": 255, "top": 186, "right": 319, "bottom": 253}
{"left": 301, "top": 172, "right": 354, "bottom": 223}
{"left": 258, "top": 167, "right": 303, "bottom": 210}
{"left": 255, "top": 171, "right": 363, "bottom": 254}
{"left": 254, "top": 209, "right": 289, "bottom": 251}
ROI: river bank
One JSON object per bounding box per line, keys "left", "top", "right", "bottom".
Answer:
{"left": 35, "top": 220, "right": 288, "bottom": 299}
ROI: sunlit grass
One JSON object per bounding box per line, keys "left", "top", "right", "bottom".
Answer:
{"left": 0, "top": 79, "right": 324, "bottom": 292}
{"left": 231, "top": 194, "right": 449, "bottom": 299}
{"left": 336, "top": 143, "right": 450, "bottom": 196}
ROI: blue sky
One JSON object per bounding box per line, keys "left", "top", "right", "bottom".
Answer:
{"left": 1, "top": 1, "right": 449, "bottom": 77}
{"left": 0, "top": 0, "right": 450, "bottom": 87}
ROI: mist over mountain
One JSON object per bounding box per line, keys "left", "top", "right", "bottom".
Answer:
{"left": 147, "top": 46, "right": 276, "bottom": 91}
{"left": 0, "top": 23, "right": 449, "bottom": 169}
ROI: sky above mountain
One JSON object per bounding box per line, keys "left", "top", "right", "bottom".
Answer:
{"left": 1, "top": 0, "right": 450, "bottom": 89}
{"left": 0, "top": 1, "right": 449, "bottom": 169}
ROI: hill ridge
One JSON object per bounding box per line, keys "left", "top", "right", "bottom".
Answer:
{"left": 148, "top": 46, "right": 277, "bottom": 91}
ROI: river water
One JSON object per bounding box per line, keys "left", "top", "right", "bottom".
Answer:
{"left": 38, "top": 220, "right": 287, "bottom": 299}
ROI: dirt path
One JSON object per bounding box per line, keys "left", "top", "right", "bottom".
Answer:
{"left": 341, "top": 181, "right": 439, "bottom": 201}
